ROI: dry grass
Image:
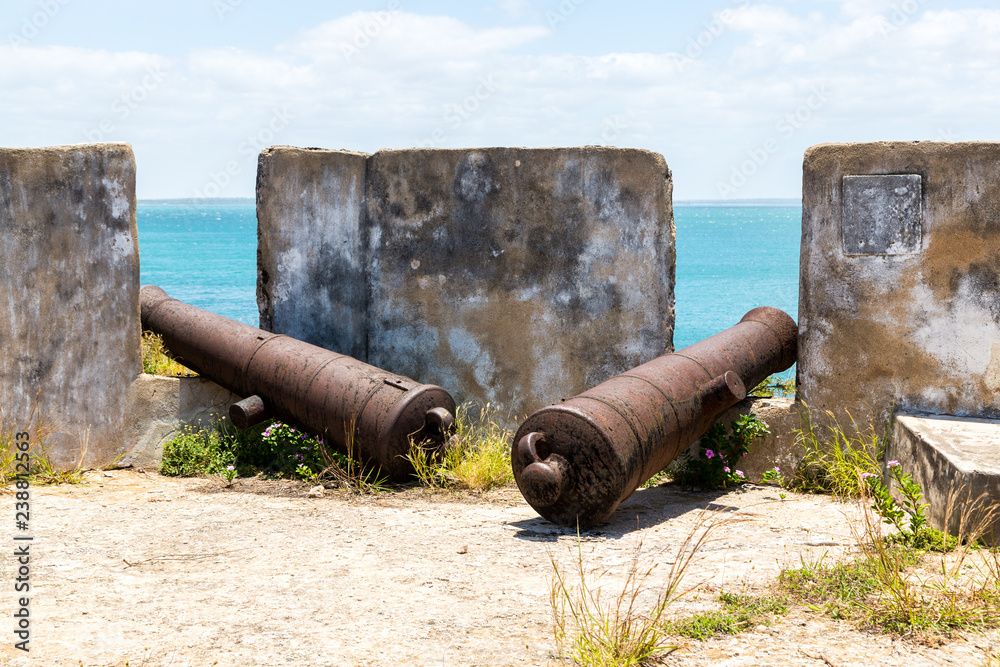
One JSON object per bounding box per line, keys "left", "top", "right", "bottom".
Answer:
{"left": 407, "top": 402, "right": 514, "bottom": 491}
{"left": 141, "top": 331, "right": 197, "bottom": 377}
{"left": 790, "top": 405, "right": 885, "bottom": 498}
{"left": 781, "top": 483, "right": 1000, "bottom": 638}
{"left": 1, "top": 401, "right": 88, "bottom": 485}
{"left": 549, "top": 513, "right": 724, "bottom": 666}
{"left": 316, "top": 422, "right": 389, "bottom": 494}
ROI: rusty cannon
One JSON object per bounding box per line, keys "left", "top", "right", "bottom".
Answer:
{"left": 140, "top": 285, "right": 456, "bottom": 481}
{"left": 512, "top": 306, "right": 797, "bottom": 527}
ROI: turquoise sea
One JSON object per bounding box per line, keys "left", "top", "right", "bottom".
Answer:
{"left": 136, "top": 201, "right": 801, "bottom": 353}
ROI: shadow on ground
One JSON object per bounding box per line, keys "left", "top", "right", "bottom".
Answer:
{"left": 507, "top": 481, "right": 757, "bottom": 541}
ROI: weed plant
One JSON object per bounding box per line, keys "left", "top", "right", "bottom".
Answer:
{"left": 866, "top": 461, "right": 958, "bottom": 552}
{"left": 1, "top": 403, "right": 88, "bottom": 485}
{"left": 407, "top": 402, "right": 514, "bottom": 491}
{"left": 159, "top": 418, "right": 387, "bottom": 492}
{"left": 760, "top": 466, "right": 789, "bottom": 500}
{"left": 141, "top": 331, "right": 196, "bottom": 377}
{"left": 761, "top": 467, "right": 785, "bottom": 486}
{"left": 781, "top": 542, "right": 1000, "bottom": 635}
{"left": 261, "top": 421, "right": 331, "bottom": 482}
{"left": 641, "top": 468, "right": 672, "bottom": 489}
{"left": 673, "top": 414, "right": 768, "bottom": 490}
{"left": 663, "top": 592, "right": 789, "bottom": 639}
{"left": 159, "top": 423, "right": 235, "bottom": 477}
{"left": 780, "top": 478, "right": 1000, "bottom": 637}
{"left": 764, "top": 408, "right": 1000, "bottom": 637}
{"left": 164, "top": 403, "right": 515, "bottom": 493}
{"left": 306, "top": 424, "right": 387, "bottom": 494}
{"left": 550, "top": 514, "right": 722, "bottom": 666}
{"left": 790, "top": 407, "right": 885, "bottom": 498}
{"left": 220, "top": 420, "right": 283, "bottom": 473}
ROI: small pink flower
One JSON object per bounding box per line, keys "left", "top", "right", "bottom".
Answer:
{"left": 705, "top": 449, "right": 715, "bottom": 459}
{"left": 887, "top": 460, "right": 900, "bottom": 468}
{"left": 774, "top": 466, "right": 780, "bottom": 472}
{"left": 736, "top": 470, "right": 745, "bottom": 478}
{"left": 861, "top": 472, "right": 877, "bottom": 479}
{"left": 724, "top": 466, "right": 731, "bottom": 473}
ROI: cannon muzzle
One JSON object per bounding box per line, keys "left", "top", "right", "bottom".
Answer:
{"left": 140, "top": 285, "right": 456, "bottom": 481}
{"left": 512, "top": 306, "right": 797, "bottom": 527}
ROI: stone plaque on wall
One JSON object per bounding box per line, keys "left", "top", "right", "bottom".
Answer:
{"left": 842, "top": 174, "right": 922, "bottom": 256}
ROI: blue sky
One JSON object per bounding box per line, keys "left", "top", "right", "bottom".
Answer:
{"left": 2, "top": 0, "right": 998, "bottom": 199}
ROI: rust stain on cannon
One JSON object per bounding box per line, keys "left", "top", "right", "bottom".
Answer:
{"left": 512, "top": 306, "right": 797, "bottom": 527}
{"left": 140, "top": 285, "right": 456, "bottom": 481}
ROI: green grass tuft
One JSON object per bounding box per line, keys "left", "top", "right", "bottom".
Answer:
{"left": 159, "top": 423, "right": 234, "bottom": 477}
{"left": 407, "top": 402, "right": 514, "bottom": 491}
{"left": 664, "top": 593, "right": 789, "bottom": 639}
{"left": 141, "top": 331, "right": 196, "bottom": 377}
{"left": 1, "top": 404, "right": 89, "bottom": 485}
{"left": 550, "top": 514, "right": 722, "bottom": 666}
{"left": 789, "top": 407, "right": 885, "bottom": 498}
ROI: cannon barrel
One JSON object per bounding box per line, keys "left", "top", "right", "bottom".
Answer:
{"left": 140, "top": 285, "right": 456, "bottom": 481}
{"left": 512, "top": 306, "right": 797, "bottom": 527}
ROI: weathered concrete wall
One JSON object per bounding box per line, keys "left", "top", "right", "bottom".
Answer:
{"left": 366, "top": 147, "right": 674, "bottom": 416}
{"left": 258, "top": 146, "right": 674, "bottom": 417}
{"left": 257, "top": 147, "right": 368, "bottom": 359}
{"left": 0, "top": 144, "right": 140, "bottom": 468}
{"left": 799, "top": 142, "right": 1000, "bottom": 424}
{"left": 123, "top": 374, "right": 238, "bottom": 468}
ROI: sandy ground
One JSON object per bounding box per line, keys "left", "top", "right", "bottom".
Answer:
{"left": 0, "top": 470, "right": 997, "bottom": 666}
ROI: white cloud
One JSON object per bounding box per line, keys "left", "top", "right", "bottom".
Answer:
{"left": 2, "top": 5, "right": 1000, "bottom": 199}
{"left": 187, "top": 48, "right": 316, "bottom": 92}
{"left": 725, "top": 4, "right": 807, "bottom": 34}
{"left": 497, "top": 0, "right": 535, "bottom": 19}
{"left": 0, "top": 45, "right": 172, "bottom": 140}
{"left": 283, "top": 12, "right": 549, "bottom": 64}
{"left": 833, "top": 0, "right": 911, "bottom": 19}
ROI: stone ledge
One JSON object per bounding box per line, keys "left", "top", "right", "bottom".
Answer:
{"left": 121, "top": 374, "right": 239, "bottom": 468}
{"left": 889, "top": 412, "right": 1000, "bottom": 543}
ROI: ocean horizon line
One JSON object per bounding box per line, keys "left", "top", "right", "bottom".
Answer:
{"left": 138, "top": 197, "right": 802, "bottom": 207}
